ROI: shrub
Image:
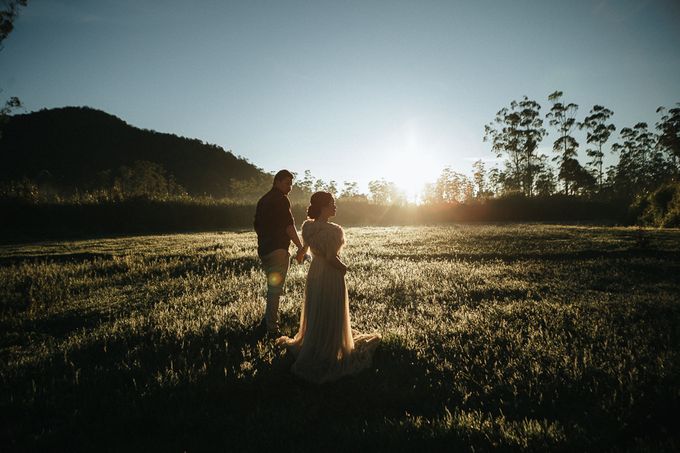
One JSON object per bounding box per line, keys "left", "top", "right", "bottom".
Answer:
{"left": 633, "top": 181, "right": 680, "bottom": 227}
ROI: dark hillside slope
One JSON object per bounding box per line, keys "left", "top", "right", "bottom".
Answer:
{"left": 0, "top": 106, "right": 266, "bottom": 196}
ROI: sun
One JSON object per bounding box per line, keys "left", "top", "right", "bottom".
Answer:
{"left": 358, "top": 118, "right": 445, "bottom": 203}
{"left": 387, "top": 151, "right": 439, "bottom": 204}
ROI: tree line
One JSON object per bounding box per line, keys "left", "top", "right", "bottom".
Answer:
{"left": 228, "top": 170, "right": 407, "bottom": 206}
{"left": 236, "top": 92, "right": 679, "bottom": 209}
{"left": 2, "top": 95, "right": 678, "bottom": 223}
{"left": 415, "top": 94, "right": 679, "bottom": 205}
{"left": 477, "top": 92, "right": 679, "bottom": 202}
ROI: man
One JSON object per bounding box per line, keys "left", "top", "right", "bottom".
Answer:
{"left": 253, "top": 169, "right": 306, "bottom": 336}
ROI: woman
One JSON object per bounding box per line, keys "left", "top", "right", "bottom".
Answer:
{"left": 276, "top": 192, "right": 381, "bottom": 383}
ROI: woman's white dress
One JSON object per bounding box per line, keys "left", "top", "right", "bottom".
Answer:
{"left": 276, "top": 219, "right": 381, "bottom": 383}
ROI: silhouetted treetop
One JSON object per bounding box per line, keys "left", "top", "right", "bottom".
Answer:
{"left": 0, "top": 0, "right": 27, "bottom": 48}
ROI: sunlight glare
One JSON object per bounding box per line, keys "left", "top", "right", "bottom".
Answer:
{"left": 386, "top": 119, "right": 441, "bottom": 203}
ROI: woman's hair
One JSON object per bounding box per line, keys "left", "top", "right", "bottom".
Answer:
{"left": 307, "top": 191, "right": 334, "bottom": 219}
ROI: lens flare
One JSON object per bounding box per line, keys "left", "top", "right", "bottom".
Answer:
{"left": 267, "top": 272, "right": 282, "bottom": 286}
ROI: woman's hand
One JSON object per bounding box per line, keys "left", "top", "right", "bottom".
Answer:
{"left": 327, "top": 253, "right": 347, "bottom": 275}
{"left": 295, "top": 245, "right": 308, "bottom": 264}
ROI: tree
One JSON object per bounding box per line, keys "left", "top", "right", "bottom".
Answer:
{"left": 368, "top": 179, "right": 390, "bottom": 204}
{"left": 546, "top": 91, "right": 580, "bottom": 194}
{"left": 0, "top": 1, "right": 28, "bottom": 136}
{"left": 297, "top": 170, "right": 315, "bottom": 195}
{"left": 313, "top": 178, "right": 326, "bottom": 193}
{"left": 484, "top": 107, "right": 522, "bottom": 194}
{"left": 611, "top": 122, "right": 662, "bottom": 197}
{"left": 611, "top": 127, "right": 639, "bottom": 196}
{"left": 484, "top": 96, "right": 546, "bottom": 196}
{"left": 422, "top": 167, "right": 473, "bottom": 204}
{"left": 471, "top": 159, "right": 489, "bottom": 197}
{"left": 579, "top": 105, "right": 616, "bottom": 192}
{"left": 487, "top": 166, "right": 503, "bottom": 197}
{"left": 327, "top": 180, "right": 338, "bottom": 198}
{"left": 113, "top": 161, "right": 186, "bottom": 199}
{"left": 482, "top": 163, "right": 523, "bottom": 197}
{"left": 630, "top": 123, "right": 661, "bottom": 190}
{"left": 368, "top": 179, "right": 404, "bottom": 205}
{"left": 0, "top": 0, "right": 27, "bottom": 47}
{"left": 560, "top": 158, "right": 595, "bottom": 196}
{"left": 228, "top": 176, "right": 265, "bottom": 202}
{"left": 339, "top": 181, "right": 367, "bottom": 201}
{"left": 656, "top": 103, "right": 680, "bottom": 173}
{"left": 0, "top": 95, "right": 19, "bottom": 138}
{"left": 534, "top": 155, "right": 557, "bottom": 197}
{"left": 515, "top": 96, "right": 547, "bottom": 197}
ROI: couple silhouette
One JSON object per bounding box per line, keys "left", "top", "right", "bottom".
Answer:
{"left": 254, "top": 170, "right": 381, "bottom": 384}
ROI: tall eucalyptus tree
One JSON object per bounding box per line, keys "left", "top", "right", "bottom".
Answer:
{"left": 484, "top": 96, "right": 546, "bottom": 196}
{"left": 612, "top": 122, "right": 660, "bottom": 196}
{"left": 656, "top": 104, "right": 680, "bottom": 173}
{"left": 546, "top": 91, "right": 580, "bottom": 194}
{"left": 579, "top": 105, "right": 616, "bottom": 192}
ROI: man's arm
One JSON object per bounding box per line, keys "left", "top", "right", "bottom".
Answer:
{"left": 280, "top": 195, "right": 301, "bottom": 249}
{"left": 253, "top": 198, "right": 263, "bottom": 233}
{"left": 281, "top": 197, "right": 306, "bottom": 263}
{"left": 286, "top": 224, "right": 303, "bottom": 249}
{"left": 287, "top": 225, "right": 308, "bottom": 264}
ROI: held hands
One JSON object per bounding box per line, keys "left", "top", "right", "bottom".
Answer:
{"left": 294, "top": 247, "right": 346, "bottom": 273}
{"left": 295, "top": 247, "right": 307, "bottom": 264}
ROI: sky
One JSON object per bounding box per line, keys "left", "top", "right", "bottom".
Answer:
{"left": 1, "top": 0, "right": 679, "bottom": 200}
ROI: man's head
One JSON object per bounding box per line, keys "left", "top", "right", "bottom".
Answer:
{"left": 273, "top": 169, "right": 294, "bottom": 194}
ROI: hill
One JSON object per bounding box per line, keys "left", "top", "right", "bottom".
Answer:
{"left": 0, "top": 106, "right": 267, "bottom": 197}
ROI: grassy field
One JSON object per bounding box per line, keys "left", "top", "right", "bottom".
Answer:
{"left": 1, "top": 224, "right": 679, "bottom": 451}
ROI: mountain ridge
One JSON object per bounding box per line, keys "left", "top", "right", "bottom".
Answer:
{"left": 0, "top": 106, "right": 268, "bottom": 197}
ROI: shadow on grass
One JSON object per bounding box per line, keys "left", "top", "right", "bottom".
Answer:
{"left": 0, "top": 309, "right": 110, "bottom": 347}
{"left": 1, "top": 319, "right": 448, "bottom": 452}
{"left": 4, "top": 296, "right": 680, "bottom": 451}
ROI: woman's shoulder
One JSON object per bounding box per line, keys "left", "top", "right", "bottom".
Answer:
{"left": 328, "top": 221, "right": 344, "bottom": 234}
{"left": 327, "top": 222, "right": 345, "bottom": 246}
{"left": 302, "top": 220, "right": 344, "bottom": 244}
{"left": 301, "top": 219, "right": 343, "bottom": 231}
{"left": 301, "top": 219, "right": 323, "bottom": 240}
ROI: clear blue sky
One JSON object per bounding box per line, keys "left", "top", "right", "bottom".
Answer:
{"left": 2, "top": 0, "right": 679, "bottom": 199}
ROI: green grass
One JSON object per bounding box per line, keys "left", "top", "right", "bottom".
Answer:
{"left": 1, "top": 225, "right": 679, "bottom": 451}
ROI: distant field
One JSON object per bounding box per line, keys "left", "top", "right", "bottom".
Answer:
{"left": 1, "top": 225, "right": 679, "bottom": 451}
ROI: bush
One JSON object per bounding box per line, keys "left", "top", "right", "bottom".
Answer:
{"left": 0, "top": 195, "right": 632, "bottom": 241}
{"left": 633, "top": 181, "right": 680, "bottom": 227}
